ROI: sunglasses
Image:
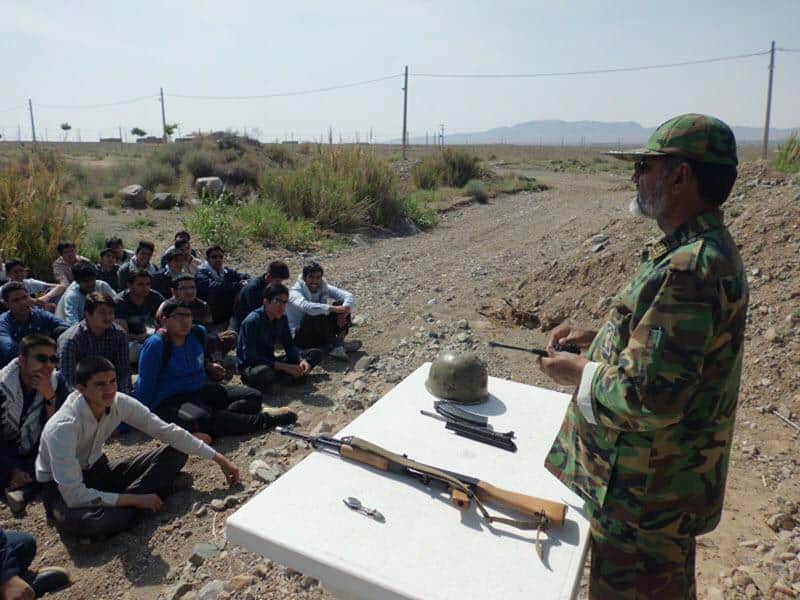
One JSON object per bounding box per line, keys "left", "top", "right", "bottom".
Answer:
{"left": 31, "top": 354, "right": 59, "bottom": 364}
{"left": 633, "top": 159, "right": 657, "bottom": 175}
{"left": 270, "top": 298, "right": 288, "bottom": 305}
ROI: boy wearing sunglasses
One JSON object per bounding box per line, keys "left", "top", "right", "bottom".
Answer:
{"left": 0, "top": 334, "right": 68, "bottom": 513}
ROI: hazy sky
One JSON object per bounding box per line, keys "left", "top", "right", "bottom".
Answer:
{"left": 1, "top": 0, "right": 798, "bottom": 142}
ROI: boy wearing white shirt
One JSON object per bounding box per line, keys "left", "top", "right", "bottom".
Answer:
{"left": 36, "top": 356, "right": 239, "bottom": 540}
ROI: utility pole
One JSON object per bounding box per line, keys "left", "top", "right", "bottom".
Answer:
{"left": 28, "top": 99, "right": 36, "bottom": 143}
{"left": 439, "top": 124, "right": 444, "bottom": 149}
{"left": 762, "top": 40, "right": 776, "bottom": 160}
{"left": 425, "top": 132, "right": 429, "bottom": 145}
{"left": 401, "top": 65, "right": 409, "bottom": 159}
{"left": 160, "top": 87, "right": 168, "bottom": 142}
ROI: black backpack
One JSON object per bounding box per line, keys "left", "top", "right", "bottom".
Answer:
{"left": 159, "top": 325, "right": 207, "bottom": 367}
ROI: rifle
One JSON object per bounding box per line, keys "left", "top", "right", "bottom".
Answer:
{"left": 488, "top": 340, "right": 581, "bottom": 357}
{"left": 276, "top": 428, "right": 567, "bottom": 555}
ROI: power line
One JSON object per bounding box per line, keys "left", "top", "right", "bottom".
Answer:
{"left": 36, "top": 95, "right": 158, "bottom": 110}
{"left": 169, "top": 73, "right": 402, "bottom": 100}
{"left": 777, "top": 47, "right": 800, "bottom": 53}
{"left": 413, "top": 49, "right": 770, "bottom": 79}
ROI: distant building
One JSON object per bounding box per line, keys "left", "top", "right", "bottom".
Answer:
{"left": 281, "top": 140, "right": 299, "bottom": 145}
{"left": 136, "top": 136, "right": 163, "bottom": 144}
{"left": 99, "top": 137, "right": 122, "bottom": 143}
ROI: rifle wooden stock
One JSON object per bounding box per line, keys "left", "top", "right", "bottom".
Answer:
{"left": 341, "top": 444, "right": 390, "bottom": 471}
{"left": 476, "top": 481, "right": 566, "bottom": 526}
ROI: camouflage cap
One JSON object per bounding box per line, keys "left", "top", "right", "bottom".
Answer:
{"left": 606, "top": 113, "right": 738, "bottom": 166}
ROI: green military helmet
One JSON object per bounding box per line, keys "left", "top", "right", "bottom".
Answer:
{"left": 606, "top": 113, "right": 738, "bottom": 166}
{"left": 425, "top": 351, "right": 489, "bottom": 404}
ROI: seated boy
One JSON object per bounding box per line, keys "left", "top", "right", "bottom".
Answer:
{"left": 136, "top": 300, "right": 295, "bottom": 442}
{"left": 287, "top": 262, "right": 358, "bottom": 360}
{"left": 3, "top": 258, "right": 65, "bottom": 311}
{"left": 0, "top": 283, "right": 68, "bottom": 368}
{"left": 196, "top": 246, "right": 249, "bottom": 325}
{"left": 237, "top": 284, "right": 321, "bottom": 390}
{"left": 58, "top": 293, "right": 132, "bottom": 395}
{"left": 231, "top": 260, "right": 289, "bottom": 332}
{"left": 55, "top": 261, "right": 116, "bottom": 326}
{"left": 114, "top": 270, "right": 164, "bottom": 365}
{"left": 52, "top": 241, "right": 89, "bottom": 285}
{"left": 1, "top": 335, "right": 68, "bottom": 514}
{"left": 156, "top": 275, "right": 235, "bottom": 379}
{"left": 96, "top": 248, "right": 121, "bottom": 293}
{"left": 36, "top": 356, "right": 241, "bottom": 541}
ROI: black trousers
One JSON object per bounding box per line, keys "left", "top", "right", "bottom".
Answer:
{"left": 43, "top": 446, "right": 186, "bottom": 540}
{"left": 293, "top": 311, "right": 351, "bottom": 349}
{"left": 1, "top": 530, "right": 36, "bottom": 583}
{"left": 155, "top": 382, "right": 266, "bottom": 437}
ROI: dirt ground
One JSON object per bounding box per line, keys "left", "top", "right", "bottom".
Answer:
{"left": 3, "top": 155, "right": 798, "bottom": 599}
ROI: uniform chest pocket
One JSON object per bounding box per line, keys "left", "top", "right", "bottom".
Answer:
{"left": 600, "top": 307, "right": 632, "bottom": 363}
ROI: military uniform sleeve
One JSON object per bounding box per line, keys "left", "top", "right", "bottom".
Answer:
{"left": 591, "top": 267, "right": 716, "bottom": 432}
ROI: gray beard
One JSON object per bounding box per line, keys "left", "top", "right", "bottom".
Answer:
{"left": 628, "top": 196, "right": 644, "bottom": 217}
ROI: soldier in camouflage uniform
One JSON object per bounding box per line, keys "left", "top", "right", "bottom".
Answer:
{"left": 538, "top": 114, "right": 748, "bottom": 599}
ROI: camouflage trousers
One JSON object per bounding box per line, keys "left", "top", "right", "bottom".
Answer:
{"left": 588, "top": 505, "right": 697, "bottom": 600}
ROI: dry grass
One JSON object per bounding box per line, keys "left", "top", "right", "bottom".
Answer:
{"left": 0, "top": 151, "right": 87, "bottom": 280}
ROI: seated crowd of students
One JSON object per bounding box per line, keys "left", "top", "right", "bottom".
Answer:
{"left": 0, "top": 232, "right": 358, "bottom": 597}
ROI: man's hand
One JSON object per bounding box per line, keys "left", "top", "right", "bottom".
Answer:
{"left": 31, "top": 372, "right": 55, "bottom": 402}
{"left": 0, "top": 575, "right": 35, "bottom": 600}
{"left": 119, "top": 493, "right": 164, "bottom": 512}
{"left": 330, "top": 305, "right": 350, "bottom": 315}
{"left": 216, "top": 330, "right": 237, "bottom": 345}
{"left": 213, "top": 453, "right": 240, "bottom": 486}
{"left": 297, "top": 359, "right": 311, "bottom": 376}
{"left": 8, "top": 468, "right": 33, "bottom": 490}
{"left": 547, "top": 321, "right": 597, "bottom": 351}
{"left": 538, "top": 345, "right": 589, "bottom": 387}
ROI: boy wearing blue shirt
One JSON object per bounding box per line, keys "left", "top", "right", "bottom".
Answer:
{"left": 135, "top": 300, "right": 295, "bottom": 443}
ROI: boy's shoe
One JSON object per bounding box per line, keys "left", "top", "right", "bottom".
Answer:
{"left": 31, "top": 567, "right": 71, "bottom": 596}
{"left": 302, "top": 349, "right": 323, "bottom": 368}
{"left": 343, "top": 340, "right": 362, "bottom": 352}
{"left": 5, "top": 488, "right": 27, "bottom": 514}
{"left": 328, "top": 345, "right": 349, "bottom": 361}
{"left": 170, "top": 472, "right": 195, "bottom": 494}
{"left": 261, "top": 406, "right": 298, "bottom": 427}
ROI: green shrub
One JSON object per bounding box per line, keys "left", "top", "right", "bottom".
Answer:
{"left": 217, "top": 160, "right": 260, "bottom": 188}
{"left": 79, "top": 230, "right": 106, "bottom": 263}
{"left": 0, "top": 152, "right": 87, "bottom": 280}
{"left": 400, "top": 191, "right": 437, "bottom": 229}
{"left": 109, "top": 160, "right": 140, "bottom": 182}
{"left": 183, "top": 151, "right": 216, "bottom": 179}
{"left": 128, "top": 217, "right": 156, "bottom": 229}
{"left": 264, "top": 144, "right": 294, "bottom": 167}
{"left": 81, "top": 192, "right": 102, "bottom": 209}
{"left": 412, "top": 149, "right": 484, "bottom": 189}
{"left": 773, "top": 132, "right": 800, "bottom": 173}
{"left": 465, "top": 179, "right": 489, "bottom": 203}
{"left": 139, "top": 162, "right": 176, "bottom": 191}
{"left": 151, "top": 144, "right": 187, "bottom": 173}
{"left": 261, "top": 146, "right": 401, "bottom": 230}
{"left": 182, "top": 201, "right": 245, "bottom": 248}
{"left": 239, "top": 201, "right": 321, "bottom": 250}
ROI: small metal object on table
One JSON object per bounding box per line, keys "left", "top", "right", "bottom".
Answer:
{"left": 343, "top": 496, "right": 386, "bottom": 522}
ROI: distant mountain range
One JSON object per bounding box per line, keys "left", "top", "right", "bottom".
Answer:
{"left": 396, "top": 120, "right": 798, "bottom": 146}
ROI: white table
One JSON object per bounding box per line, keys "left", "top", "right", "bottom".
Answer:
{"left": 227, "top": 363, "right": 590, "bottom": 600}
